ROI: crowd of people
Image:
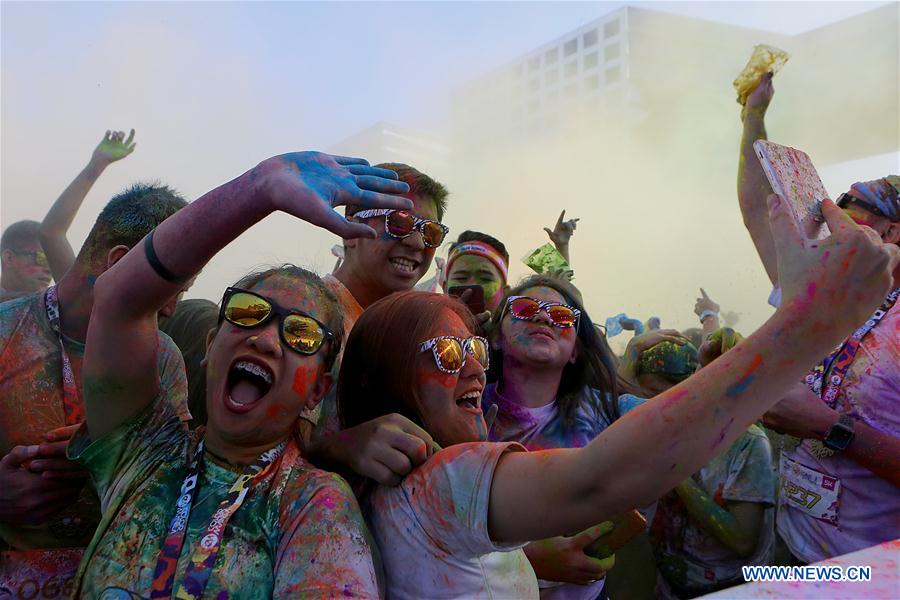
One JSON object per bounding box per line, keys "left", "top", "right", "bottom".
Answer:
{"left": 0, "top": 72, "right": 898, "bottom": 600}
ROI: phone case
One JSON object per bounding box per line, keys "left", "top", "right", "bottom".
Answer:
{"left": 753, "top": 140, "right": 830, "bottom": 240}
{"left": 584, "top": 510, "right": 648, "bottom": 559}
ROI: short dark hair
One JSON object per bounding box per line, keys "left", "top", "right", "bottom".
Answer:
{"left": 455, "top": 230, "right": 510, "bottom": 265}
{"left": 345, "top": 163, "right": 448, "bottom": 221}
{"left": 76, "top": 183, "right": 187, "bottom": 265}
{"left": 338, "top": 291, "right": 476, "bottom": 431}
{"left": 1, "top": 220, "right": 41, "bottom": 252}
{"left": 230, "top": 264, "right": 344, "bottom": 370}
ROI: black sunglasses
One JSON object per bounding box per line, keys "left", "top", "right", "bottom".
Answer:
{"left": 219, "top": 287, "right": 337, "bottom": 358}
{"left": 837, "top": 193, "right": 886, "bottom": 219}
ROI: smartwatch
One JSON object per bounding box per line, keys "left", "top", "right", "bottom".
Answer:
{"left": 823, "top": 414, "right": 855, "bottom": 452}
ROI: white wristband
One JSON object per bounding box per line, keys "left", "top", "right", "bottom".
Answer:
{"left": 699, "top": 310, "right": 718, "bottom": 323}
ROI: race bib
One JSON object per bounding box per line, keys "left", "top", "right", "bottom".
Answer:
{"left": 0, "top": 548, "right": 82, "bottom": 599}
{"left": 779, "top": 454, "right": 841, "bottom": 526}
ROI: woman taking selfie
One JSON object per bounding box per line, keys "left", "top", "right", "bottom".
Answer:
{"left": 337, "top": 196, "right": 894, "bottom": 598}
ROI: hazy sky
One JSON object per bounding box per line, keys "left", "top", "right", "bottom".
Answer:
{"left": 2, "top": 1, "right": 896, "bottom": 349}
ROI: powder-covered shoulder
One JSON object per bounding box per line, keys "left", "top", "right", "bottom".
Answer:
{"left": 415, "top": 441, "right": 527, "bottom": 474}
{"left": 274, "top": 458, "right": 381, "bottom": 598}
{"left": 278, "top": 457, "right": 362, "bottom": 516}
{"left": 394, "top": 441, "right": 527, "bottom": 557}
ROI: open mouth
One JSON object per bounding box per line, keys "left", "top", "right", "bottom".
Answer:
{"left": 389, "top": 256, "right": 420, "bottom": 275}
{"left": 456, "top": 390, "right": 483, "bottom": 414}
{"left": 224, "top": 358, "right": 274, "bottom": 413}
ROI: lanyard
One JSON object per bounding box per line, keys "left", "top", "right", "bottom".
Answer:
{"left": 44, "top": 286, "right": 83, "bottom": 425}
{"left": 806, "top": 288, "right": 899, "bottom": 408}
{"left": 150, "top": 438, "right": 297, "bottom": 600}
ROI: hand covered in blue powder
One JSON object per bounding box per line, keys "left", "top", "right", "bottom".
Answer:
{"left": 255, "top": 151, "right": 413, "bottom": 239}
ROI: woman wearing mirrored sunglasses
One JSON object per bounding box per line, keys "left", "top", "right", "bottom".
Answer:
{"left": 485, "top": 275, "right": 649, "bottom": 599}
{"left": 67, "top": 150, "right": 415, "bottom": 598}
{"left": 335, "top": 195, "right": 896, "bottom": 598}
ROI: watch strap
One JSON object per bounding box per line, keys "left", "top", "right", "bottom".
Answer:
{"left": 823, "top": 414, "right": 855, "bottom": 452}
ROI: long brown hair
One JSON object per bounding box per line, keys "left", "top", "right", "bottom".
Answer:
{"left": 489, "top": 275, "right": 638, "bottom": 427}
{"left": 338, "top": 291, "right": 479, "bottom": 431}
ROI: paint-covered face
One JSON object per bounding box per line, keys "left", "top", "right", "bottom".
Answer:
{"left": 445, "top": 254, "right": 506, "bottom": 311}
{"left": 497, "top": 286, "right": 578, "bottom": 370}
{"left": 2, "top": 241, "right": 52, "bottom": 292}
{"left": 842, "top": 203, "right": 899, "bottom": 243}
{"left": 348, "top": 195, "right": 439, "bottom": 296}
{"left": 204, "top": 275, "right": 333, "bottom": 451}
{"left": 413, "top": 309, "right": 488, "bottom": 447}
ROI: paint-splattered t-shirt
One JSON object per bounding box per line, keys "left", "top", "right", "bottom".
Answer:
{"left": 483, "top": 385, "right": 647, "bottom": 600}
{"left": 651, "top": 424, "right": 775, "bottom": 596}
{"left": 777, "top": 302, "right": 900, "bottom": 563}
{"left": 0, "top": 291, "right": 190, "bottom": 551}
{"left": 68, "top": 397, "right": 381, "bottom": 599}
{"left": 367, "top": 442, "right": 539, "bottom": 599}
{"left": 302, "top": 274, "right": 364, "bottom": 433}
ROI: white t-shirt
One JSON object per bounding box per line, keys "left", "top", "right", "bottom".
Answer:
{"left": 366, "top": 441, "right": 540, "bottom": 599}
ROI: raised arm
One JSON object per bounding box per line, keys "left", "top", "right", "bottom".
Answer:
{"left": 488, "top": 197, "right": 899, "bottom": 543}
{"left": 544, "top": 209, "right": 579, "bottom": 264}
{"left": 694, "top": 288, "right": 721, "bottom": 338}
{"left": 40, "top": 130, "right": 136, "bottom": 280}
{"left": 673, "top": 479, "right": 764, "bottom": 558}
{"left": 737, "top": 73, "right": 778, "bottom": 285}
{"left": 83, "top": 152, "right": 411, "bottom": 440}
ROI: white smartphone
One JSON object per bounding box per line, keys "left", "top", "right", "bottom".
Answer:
{"left": 754, "top": 140, "right": 830, "bottom": 240}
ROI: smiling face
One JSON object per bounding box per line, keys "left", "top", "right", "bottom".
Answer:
{"left": 345, "top": 194, "right": 439, "bottom": 297}
{"left": 445, "top": 254, "right": 506, "bottom": 311}
{"left": 203, "top": 275, "right": 335, "bottom": 454}
{"left": 413, "top": 308, "right": 488, "bottom": 447}
{"left": 496, "top": 286, "right": 578, "bottom": 371}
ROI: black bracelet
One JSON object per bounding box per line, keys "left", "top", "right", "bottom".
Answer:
{"left": 144, "top": 231, "right": 188, "bottom": 284}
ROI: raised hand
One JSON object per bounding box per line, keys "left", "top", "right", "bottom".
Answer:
{"left": 548, "top": 267, "right": 575, "bottom": 282}
{"left": 91, "top": 129, "right": 136, "bottom": 166}
{"left": 694, "top": 288, "right": 720, "bottom": 318}
{"left": 256, "top": 152, "right": 412, "bottom": 240}
{"left": 743, "top": 72, "right": 773, "bottom": 119}
{"left": 544, "top": 209, "right": 580, "bottom": 248}
{"left": 771, "top": 194, "right": 898, "bottom": 344}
